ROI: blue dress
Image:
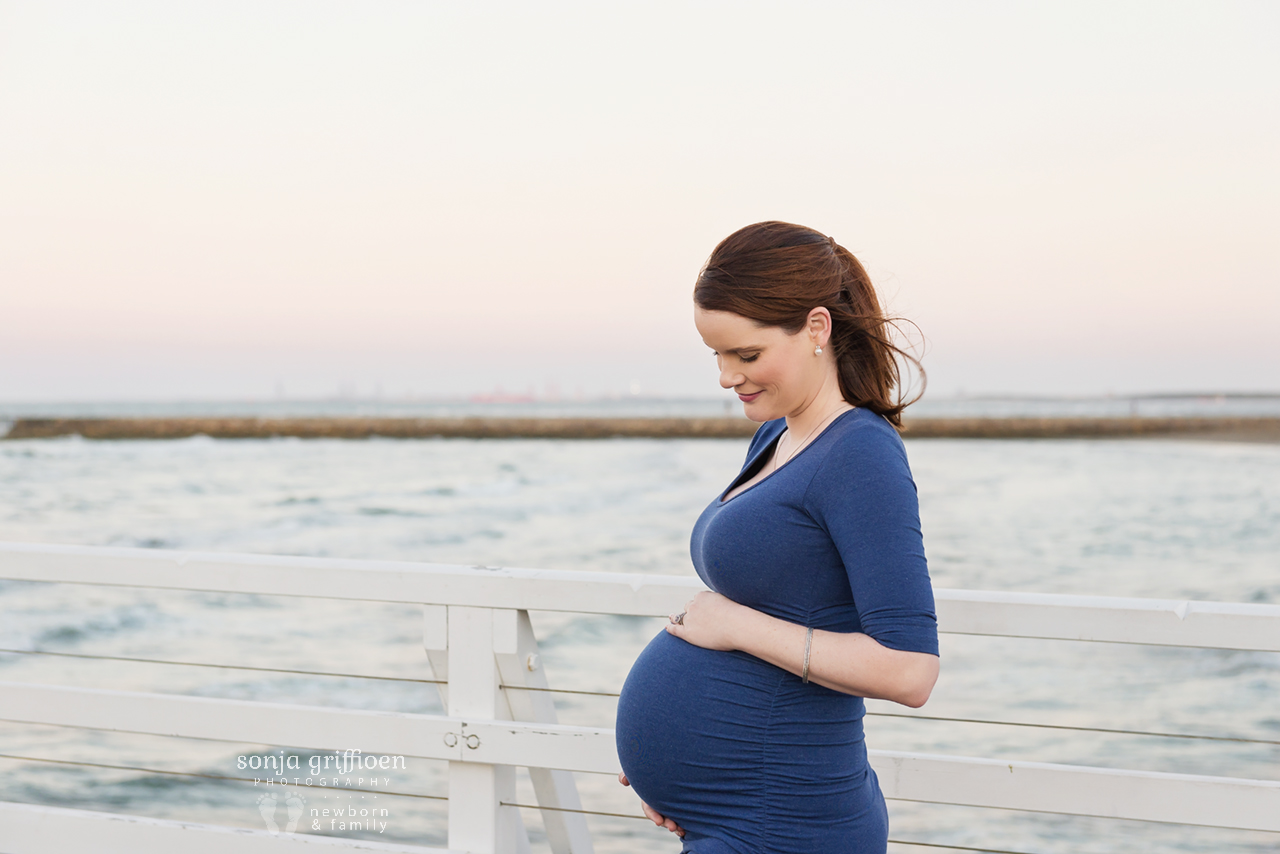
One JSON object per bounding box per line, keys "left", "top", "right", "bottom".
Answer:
{"left": 615, "top": 408, "right": 939, "bottom": 854}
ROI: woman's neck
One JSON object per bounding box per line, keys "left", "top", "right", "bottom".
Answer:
{"left": 781, "top": 382, "right": 852, "bottom": 459}
{"left": 785, "top": 375, "right": 849, "bottom": 433}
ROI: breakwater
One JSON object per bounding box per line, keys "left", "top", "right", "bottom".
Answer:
{"left": 4, "top": 416, "right": 1280, "bottom": 441}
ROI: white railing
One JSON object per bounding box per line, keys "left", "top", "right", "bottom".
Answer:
{"left": 1, "top": 541, "right": 1279, "bottom": 853}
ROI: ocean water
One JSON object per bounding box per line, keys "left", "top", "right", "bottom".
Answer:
{"left": 0, "top": 434, "right": 1277, "bottom": 853}
{"left": 3, "top": 391, "right": 1280, "bottom": 424}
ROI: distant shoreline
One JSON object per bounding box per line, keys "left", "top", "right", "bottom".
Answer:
{"left": 4, "top": 416, "right": 1280, "bottom": 442}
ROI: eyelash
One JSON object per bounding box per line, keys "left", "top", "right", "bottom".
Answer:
{"left": 740, "top": 354, "right": 759, "bottom": 363}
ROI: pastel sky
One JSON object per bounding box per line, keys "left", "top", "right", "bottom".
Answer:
{"left": 1, "top": 1, "right": 1277, "bottom": 401}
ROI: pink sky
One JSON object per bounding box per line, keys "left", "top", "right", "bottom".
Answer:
{"left": 2, "top": 1, "right": 1277, "bottom": 401}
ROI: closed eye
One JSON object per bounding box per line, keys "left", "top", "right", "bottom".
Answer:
{"left": 710, "top": 349, "right": 759, "bottom": 363}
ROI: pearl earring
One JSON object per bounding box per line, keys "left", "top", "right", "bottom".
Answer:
{"left": 815, "top": 346, "right": 823, "bottom": 355}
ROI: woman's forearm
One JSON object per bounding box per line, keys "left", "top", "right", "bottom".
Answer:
{"left": 666, "top": 591, "right": 939, "bottom": 707}
{"left": 729, "top": 606, "right": 939, "bottom": 708}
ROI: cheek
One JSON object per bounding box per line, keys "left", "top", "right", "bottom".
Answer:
{"left": 758, "top": 366, "right": 795, "bottom": 399}
{"left": 748, "top": 363, "right": 777, "bottom": 388}
{"left": 763, "top": 356, "right": 802, "bottom": 389}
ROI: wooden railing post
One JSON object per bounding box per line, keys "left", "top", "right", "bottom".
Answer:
{"left": 442, "top": 605, "right": 527, "bottom": 854}
{"left": 494, "top": 610, "right": 594, "bottom": 854}
{"left": 427, "top": 606, "right": 591, "bottom": 854}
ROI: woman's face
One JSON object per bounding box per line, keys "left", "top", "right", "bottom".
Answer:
{"left": 694, "top": 305, "right": 829, "bottom": 422}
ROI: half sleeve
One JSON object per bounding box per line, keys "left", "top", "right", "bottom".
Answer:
{"left": 803, "top": 421, "right": 939, "bottom": 656}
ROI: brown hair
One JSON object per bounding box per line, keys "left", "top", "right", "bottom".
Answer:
{"left": 693, "top": 220, "right": 924, "bottom": 428}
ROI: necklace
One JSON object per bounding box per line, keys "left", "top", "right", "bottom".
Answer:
{"left": 773, "top": 402, "right": 853, "bottom": 470}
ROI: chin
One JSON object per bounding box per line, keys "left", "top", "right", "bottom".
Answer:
{"left": 741, "top": 400, "right": 780, "bottom": 423}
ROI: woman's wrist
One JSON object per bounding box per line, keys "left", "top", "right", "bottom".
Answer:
{"left": 717, "top": 599, "right": 760, "bottom": 652}
{"left": 729, "top": 606, "right": 789, "bottom": 659}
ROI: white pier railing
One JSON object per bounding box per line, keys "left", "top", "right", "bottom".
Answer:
{"left": 1, "top": 541, "right": 1278, "bottom": 853}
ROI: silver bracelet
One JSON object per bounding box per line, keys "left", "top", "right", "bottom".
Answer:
{"left": 801, "top": 626, "right": 813, "bottom": 684}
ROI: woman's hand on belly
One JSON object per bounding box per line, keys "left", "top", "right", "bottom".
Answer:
{"left": 618, "top": 771, "right": 685, "bottom": 838}
{"left": 668, "top": 592, "right": 939, "bottom": 708}
{"left": 666, "top": 590, "right": 750, "bottom": 650}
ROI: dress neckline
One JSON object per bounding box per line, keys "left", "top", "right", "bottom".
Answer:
{"left": 718, "top": 408, "right": 857, "bottom": 505}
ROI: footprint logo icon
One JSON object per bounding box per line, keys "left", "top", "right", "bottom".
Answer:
{"left": 285, "top": 791, "right": 307, "bottom": 833}
{"left": 257, "top": 792, "right": 280, "bottom": 835}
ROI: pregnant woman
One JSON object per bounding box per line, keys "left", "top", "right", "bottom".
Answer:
{"left": 615, "top": 221, "right": 940, "bottom": 854}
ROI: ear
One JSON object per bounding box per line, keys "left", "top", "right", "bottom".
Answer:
{"left": 806, "top": 307, "right": 833, "bottom": 348}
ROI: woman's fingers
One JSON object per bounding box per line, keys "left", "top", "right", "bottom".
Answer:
{"left": 666, "top": 597, "right": 696, "bottom": 636}
{"left": 621, "top": 775, "right": 663, "bottom": 828}
{"left": 622, "top": 773, "right": 684, "bottom": 837}
{"left": 665, "top": 591, "right": 741, "bottom": 651}
{"left": 668, "top": 598, "right": 695, "bottom": 630}
{"left": 632, "top": 792, "right": 685, "bottom": 838}
{"left": 640, "top": 802, "right": 685, "bottom": 837}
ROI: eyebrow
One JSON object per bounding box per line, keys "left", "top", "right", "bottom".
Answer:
{"left": 713, "top": 345, "right": 762, "bottom": 354}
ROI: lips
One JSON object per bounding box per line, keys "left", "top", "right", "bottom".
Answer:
{"left": 737, "top": 390, "right": 763, "bottom": 402}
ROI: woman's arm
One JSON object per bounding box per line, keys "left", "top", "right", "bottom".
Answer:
{"left": 667, "top": 591, "right": 939, "bottom": 708}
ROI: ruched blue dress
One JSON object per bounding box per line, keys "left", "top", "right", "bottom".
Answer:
{"left": 616, "top": 408, "right": 938, "bottom": 854}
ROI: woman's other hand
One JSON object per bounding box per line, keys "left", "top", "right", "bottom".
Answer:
{"left": 666, "top": 590, "right": 747, "bottom": 651}
{"left": 618, "top": 772, "right": 685, "bottom": 838}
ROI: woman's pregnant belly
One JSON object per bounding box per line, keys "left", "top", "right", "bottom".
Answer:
{"left": 616, "top": 630, "right": 883, "bottom": 854}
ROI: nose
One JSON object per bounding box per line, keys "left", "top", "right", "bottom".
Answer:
{"left": 719, "top": 361, "right": 744, "bottom": 390}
